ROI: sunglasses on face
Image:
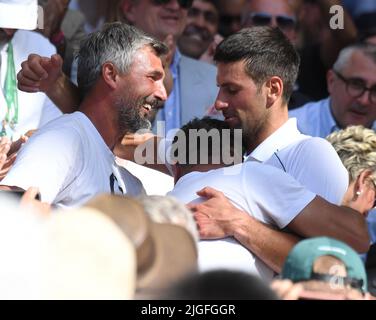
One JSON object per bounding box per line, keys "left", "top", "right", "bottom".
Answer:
{"left": 151, "top": 0, "right": 193, "bottom": 9}
{"left": 245, "top": 12, "right": 297, "bottom": 30}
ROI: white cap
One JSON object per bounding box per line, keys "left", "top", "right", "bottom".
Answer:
{"left": 0, "top": 0, "right": 38, "bottom": 30}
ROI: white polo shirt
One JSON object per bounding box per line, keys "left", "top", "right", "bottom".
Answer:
{"left": 246, "top": 118, "right": 348, "bottom": 205}
{"left": 1, "top": 112, "right": 145, "bottom": 208}
{"left": 169, "top": 162, "right": 316, "bottom": 281}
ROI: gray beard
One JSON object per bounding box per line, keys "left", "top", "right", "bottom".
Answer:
{"left": 117, "top": 99, "right": 151, "bottom": 134}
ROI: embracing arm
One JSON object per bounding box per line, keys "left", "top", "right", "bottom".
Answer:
{"left": 190, "top": 188, "right": 370, "bottom": 274}
{"left": 189, "top": 187, "right": 301, "bottom": 273}
{"left": 288, "top": 196, "right": 369, "bottom": 253}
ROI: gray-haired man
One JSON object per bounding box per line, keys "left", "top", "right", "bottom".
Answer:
{"left": 0, "top": 23, "right": 167, "bottom": 208}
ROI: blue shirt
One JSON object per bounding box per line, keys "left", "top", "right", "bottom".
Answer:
{"left": 291, "top": 98, "right": 376, "bottom": 251}
{"left": 342, "top": 0, "right": 376, "bottom": 17}
{"left": 154, "top": 49, "right": 182, "bottom": 135}
{"left": 289, "top": 97, "right": 376, "bottom": 138}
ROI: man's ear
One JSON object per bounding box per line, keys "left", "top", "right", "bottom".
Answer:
{"left": 102, "top": 62, "right": 119, "bottom": 90}
{"left": 265, "top": 76, "right": 283, "bottom": 108}
{"left": 121, "top": 0, "right": 137, "bottom": 24}
{"left": 327, "top": 69, "right": 336, "bottom": 95}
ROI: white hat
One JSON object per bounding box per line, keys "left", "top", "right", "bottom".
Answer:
{"left": 0, "top": 0, "right": 38, "bottom": 30}
{"left": 38, "top": 208, "right": 137, "bottom": 300}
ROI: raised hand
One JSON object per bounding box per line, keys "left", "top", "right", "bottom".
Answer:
{"left": 17, "top": 53, "right": 63, "bottom": 94}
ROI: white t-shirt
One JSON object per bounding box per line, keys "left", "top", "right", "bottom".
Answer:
{"left": 0, "top": 30, "right": 62, "bottom": 140}
{"left": 116, "top": 159, "right": 174, "bottom": 196}
{"left": 1, "top": 112, "right": 145, "bottom": 208}
{"left": 246, "top": 118, "right": 348, "bottom": 205}
{"left": 168, "top": 162, "right": 316, "bottom": 281}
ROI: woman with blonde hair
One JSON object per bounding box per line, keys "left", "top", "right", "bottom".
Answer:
{"left": 327, "top": 126, "right": 376, "bottom": 216}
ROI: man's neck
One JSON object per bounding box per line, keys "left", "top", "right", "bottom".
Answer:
{"left": 246, "top": 105, "right": 289, "bottom": 154}
{"left": 79, "top": 91, "right": 119, "bottom": 150}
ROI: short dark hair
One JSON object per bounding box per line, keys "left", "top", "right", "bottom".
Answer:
{"left": 214, "top": 26, "right": 300, "bottom": 103}
{"left": 172, "top": 117, "right": 242, "bottom": 168}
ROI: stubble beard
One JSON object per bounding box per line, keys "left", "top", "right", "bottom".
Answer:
{"left": 242, "top": 113, "right": 269, "bottom": 152}
{"left": 116, "top": 97, "right": 152, "bottom": 135}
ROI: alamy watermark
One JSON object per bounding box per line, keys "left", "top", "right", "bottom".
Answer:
{"left": 131, "top": 121, "right": 244, "bottom": 175}
{"left": 329, "top": 5, "right": 344, "bottom": 30}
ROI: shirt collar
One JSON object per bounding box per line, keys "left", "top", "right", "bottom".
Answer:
{"left": 326, "top": 97, "right": 376, "bottom": 133}
{"left": 324, "top": 98, "right": 341, "bottom": 134}
{"left": 246, "top": 118, "right": 303, "bottom": 162}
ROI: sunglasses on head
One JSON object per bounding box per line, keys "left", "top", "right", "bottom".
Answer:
{"left": 151, "top": 0, "right": 193, "bottom": 9}
{"left": 246, "top": 12, "right": 296, "bottom": 30}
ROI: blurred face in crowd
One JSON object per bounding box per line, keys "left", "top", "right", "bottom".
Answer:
{"left": 178, "top": 0, "right": 219, "bottom": 59}
{"left": 217, "top": 0, "right": 246, "bottom": 37}
{"left": 327, "top": 50, "right": 376, "bottom": 130}
{"left": 242, "top": 0, "right": 297, "bottom": 44}
{"left": 215, "top": 61, "right": 269, "bottom": 151}
{"left": 115, "top": 46, "right": 167, "bottom": 133}
{"left": 121, "top": 0, "right": 190, "bottom": 41}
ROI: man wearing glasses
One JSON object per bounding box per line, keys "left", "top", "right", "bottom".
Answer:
{"left": 290, "top": 43, "right": 376, "bottom": 138}
{"left": 241, "top": 0, "right": 298, "bottom": 44}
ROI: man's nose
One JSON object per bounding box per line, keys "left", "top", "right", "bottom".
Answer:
{"left": 156, "top": 80, "right": 168, "bottom": 101}
{"left": 215, "top": 98, "right": 229, "bottom": 111}
{"left": 356, "top": 90, "right": 372, "bottom": 107}
{"left": 165, "top": 0, "right": 180, "bottom": 10}
{"left": 270, "top": 17, "right": 278, "bottom": 28}
{"left": 195, "top": 12, "right": 207, "bottom": 28}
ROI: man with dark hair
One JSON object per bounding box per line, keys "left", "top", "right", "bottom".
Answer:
{"left": 188, "top": 27, "right": 369, "bottom": 273}
{"left": 168, "top": 117, "right": 368, "bottom": 279}
{"left": 171, "top": 117, "right": 241, "bottom": 174}
{"left": 178, "top": 0, "right": 220, "bottom": 61}
{"left": 0, "top": 23, "right": 167, "bottom": 207}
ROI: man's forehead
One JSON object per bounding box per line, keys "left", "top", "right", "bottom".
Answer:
{"left": 248, "top": 0, "right": 296, "bottom": 17}
{"left": 217, "top": 61, "right": 247, "bottom": 79}
{"left": 194, "top": 0, "right": 217, "bottom": 11}
{"left": 343, "top": 50, "right": 376, "bottom": 80}
{"left": 131, "top": 47, "right": 163, "bottom": 69}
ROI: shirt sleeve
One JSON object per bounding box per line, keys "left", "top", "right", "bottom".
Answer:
{"left": 283, "top": 137, "right": 348, "bottom": 205}
{"left": 243, "top": 162, "right": 317, "bottom": 229}
{"left": 1, "top": 127, "right": 81, "bottom": 203}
